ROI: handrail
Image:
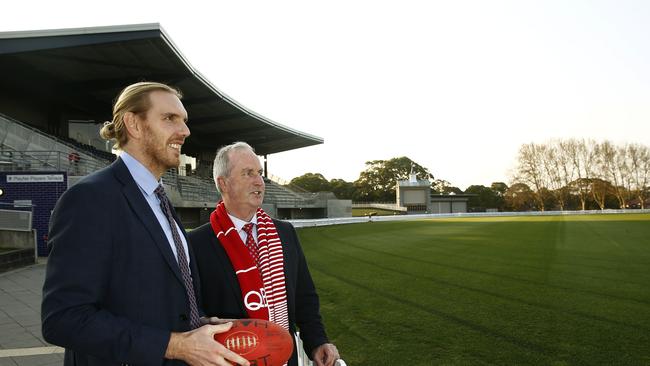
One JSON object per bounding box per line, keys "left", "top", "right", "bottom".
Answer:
{"left": 0, "top": 112, "right": 114, "bottom": 164}
{"left": 0, "top": 150, "right": 108, "bottom": 175}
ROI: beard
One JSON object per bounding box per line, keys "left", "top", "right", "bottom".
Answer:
{"left": 142, "top": 124, "right": 180, "bottom": 172}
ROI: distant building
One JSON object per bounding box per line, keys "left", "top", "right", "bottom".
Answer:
{"left": 396, "top": 172, "right": 473, "bottom": 214}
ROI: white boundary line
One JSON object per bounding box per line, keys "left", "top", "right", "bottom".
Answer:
{"left": 289, "top": 209, "right": 650, "bottom": 228}
{"left": 0, "top": 346, "right": 64, "bottom": 358}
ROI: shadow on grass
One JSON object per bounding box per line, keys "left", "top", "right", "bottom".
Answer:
{"left": 315, "top": 243, "right": 650, "bottom": 334}
{"left": 310, "top": 261, "right": 563, "bottom": 361}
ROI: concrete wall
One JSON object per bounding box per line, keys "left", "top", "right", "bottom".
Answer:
{"left": 262, "top": 203, "right": 277, "bottom": 219}
{"left": 277, "top": 207, "right": 326, "bottom": 220}
{"left": 430, "top": 198, "right": 469, "bottom": 214}
{"left": 397, "top": 186, "right": 431, "bottom": 207}
{"left": 452, "top": 201, "right": 467, "bottom": 213}
{"left": 430, "top": 200, "right": 452, "bottom": 214}
{"left": 403, "top": 190, "right": 427, "bottom": 204}
{"left": 0, "top": 248, "right": 36, "bottom": 273}
{"left": 0, "top": 229, "right": 36, "bottom": 250}
{"left": 327, "top": 200, "right": 352, "bottom": 218}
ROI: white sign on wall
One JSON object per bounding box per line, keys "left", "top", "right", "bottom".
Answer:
{"left": 6, "top": 174, "right": 64, "bottom": 183}
{"left": 13, "top": 200, "right": 33, "bottom": 207}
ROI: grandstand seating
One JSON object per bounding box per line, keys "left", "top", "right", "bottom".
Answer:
{"left": 59, "top": 134, "right": 116, "bottom": 162}
{"left": 0, "top": 113, "right": 222, "bottom": 205}
{"left": 175, "top": 174, "right": 221, "bottom": 202}
{"left": 263, "top": 178, "right": 318, "bottom": 207}
{"left": 1, "top": 113, "right": 114, "bottom": 163}
{"left": 1, "top": 113, "right": 111, "bottom": 176}
{"left": 0, "top": 113, "right": 327, "bottom": 212}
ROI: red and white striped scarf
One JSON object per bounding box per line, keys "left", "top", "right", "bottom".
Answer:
{"left": 209, "top": 201, "right": 289, "bottom": 330}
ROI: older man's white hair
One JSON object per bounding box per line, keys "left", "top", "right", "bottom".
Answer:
{"left": 212, "top": 141, "right": 256, "bottom": 193}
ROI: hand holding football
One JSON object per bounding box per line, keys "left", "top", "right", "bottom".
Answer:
{"left": 214, "top": 319, "right": 293, "bottom": 366}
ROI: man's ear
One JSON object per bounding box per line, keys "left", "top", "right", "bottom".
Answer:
{"left": 217, "top": 176, "right": 227, "bottom": 194}
{"left": 123, "top": 112, "right": 143, "bottom": 140}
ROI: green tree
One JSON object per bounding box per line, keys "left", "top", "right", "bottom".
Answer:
{"left": 490, "top": 182, "right": 508, "bottom": 210}
{"left": 329, "top": 178, "right": 355, "bottom": 199}
{"left": 289, "top": 173, "right": 331, "bottom": 192}
{"left": 490, "top": 182, "right": 508, "bottom": 196}
{"left": 464, "top": 185, "right": 501, "bottom": 211}
{"left": 504, "top": 183, "right": 536, "bottom": 211}
{"left": 354, "top": 157, "right": 433, "bottom": 202}
{"left": 444, "top": 186, "right": 464, "bottom": 194}
{"left": 539, "top": 187, "right": 557, "bottom": 210}
{"left": 432, "top": 179, "right": 461, "bottom": 194}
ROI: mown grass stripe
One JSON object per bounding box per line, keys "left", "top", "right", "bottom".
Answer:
{"left": 298, "top": 214, "right": 650, "bottom": 365}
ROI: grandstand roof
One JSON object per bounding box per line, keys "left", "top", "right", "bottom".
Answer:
{"left": 0, "top": 23, "right": 323, "bottom": 156}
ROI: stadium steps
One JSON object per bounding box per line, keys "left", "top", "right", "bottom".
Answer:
{"left": 1, "top": 113, "right": 114, "bottom": 162}
{"left": 263, "top": 178, "right": 318, "bottom": 207}
{"left": 0, "top": 113, "right": 220, "bottom": 205}
{"left": 0, "top": 113, "right": 112, "bottom": 176}
{"left": 175, "top": 174, "right": 221, "bottom": 202}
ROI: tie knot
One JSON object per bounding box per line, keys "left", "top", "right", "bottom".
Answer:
{"left": 242, "top": 223, "right": 254, "bottom": 235}
{"left": 154, "top": 184, "right": 165, "bottom": 196}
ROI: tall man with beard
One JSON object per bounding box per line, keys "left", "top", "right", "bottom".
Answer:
{"left": 42, "top": 82, "right": 249, "bottom": 366}
{"left": 189, "top": 142, "right": 340, "bottom": 366}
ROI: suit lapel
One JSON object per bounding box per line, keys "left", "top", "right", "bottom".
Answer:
{"left": 111, "top": 159, "right": 185, "bottom": 284}
{"left": 182, "top": 224, "right": 203, "bottom": 304}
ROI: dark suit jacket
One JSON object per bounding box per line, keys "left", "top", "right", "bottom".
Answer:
{"left": 41, "top": 158, "right": 201, "bottom": 366}
{"left": 189, "top": 219, "right": 328, "bottom": 366}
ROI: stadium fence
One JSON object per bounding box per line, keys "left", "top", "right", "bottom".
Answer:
{"left": 289, "top": 208, "right": 650, "bottom": 228}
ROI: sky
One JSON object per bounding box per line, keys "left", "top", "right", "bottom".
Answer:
{"left": 3, "top": 1, "right": 650, "bottom": 190}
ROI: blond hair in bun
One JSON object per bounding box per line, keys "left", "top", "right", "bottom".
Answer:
{"left": 99, "top": 82, "right": 181, "bottom": 149}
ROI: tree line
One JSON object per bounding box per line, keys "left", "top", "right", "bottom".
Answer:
{"left": 513, "top": 139, "right": 650, "bottom": 211}
{"left": 288, "top": 157, "right": 434, "bottom": 202}
{"left": 287, "top": 139, "right": 650, "bottom": 211}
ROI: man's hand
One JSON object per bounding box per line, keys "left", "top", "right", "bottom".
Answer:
{"left": 312, "top": 343, "right": 340, "bottom": 366}
{"left": 165, "top": 322, "right": 249, "bottom": 366}
{"left": 199, "top": 316, "right": 236, "bottom": 326}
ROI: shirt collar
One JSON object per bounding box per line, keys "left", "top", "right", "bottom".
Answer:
{"left": 119, "top": 151, "right": 162, "bottom": 196}
{"left": 228, "top": 212, "right": 258, "bottom": 232}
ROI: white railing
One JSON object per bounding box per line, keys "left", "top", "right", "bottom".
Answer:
{"left": 289, "top": 208, "right": 650, "bottom": 228}
{"left": 0, "top": 150, "right": 108, "bottom": 176}
{"left": 351, "top": 202, "right": 407, "bottom": 212}
{"left": 267, "top": 173, "right": 292, "bottom": 186}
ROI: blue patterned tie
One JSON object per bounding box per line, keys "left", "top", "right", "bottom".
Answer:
{"left": 154, "top": 185, "right": 201, "bottom": 329}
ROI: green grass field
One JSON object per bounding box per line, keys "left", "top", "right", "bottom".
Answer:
{"left": 297, "top": 213, "right": 650, "bottom": 365}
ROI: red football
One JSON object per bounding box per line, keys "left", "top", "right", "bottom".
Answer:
{"left": 214, "top": 319, "right": 294, "bottom": 366}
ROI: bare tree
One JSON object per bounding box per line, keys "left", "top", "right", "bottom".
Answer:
{"left": 617, "top": 144, "right": 634, "bottom": 208}
{"left": 512, "top": 139, "right": 649, "bottom": 211}
{"left": 627, "top": 143, "right": 650, "bottom": 209}
{"left": 515, "top": 143, "right": 550, "bottom": 211}
{"left": 595, "top": 141, "right": 631, "bottom": 209}
{"left": 590, "top": 178, "right": 613, "bottom": 210}
{"left": 541, "top": 141, "right": 571, "bottom": 210}
{"left": 566, "top": 139, "right": 596, "bottom": 210}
